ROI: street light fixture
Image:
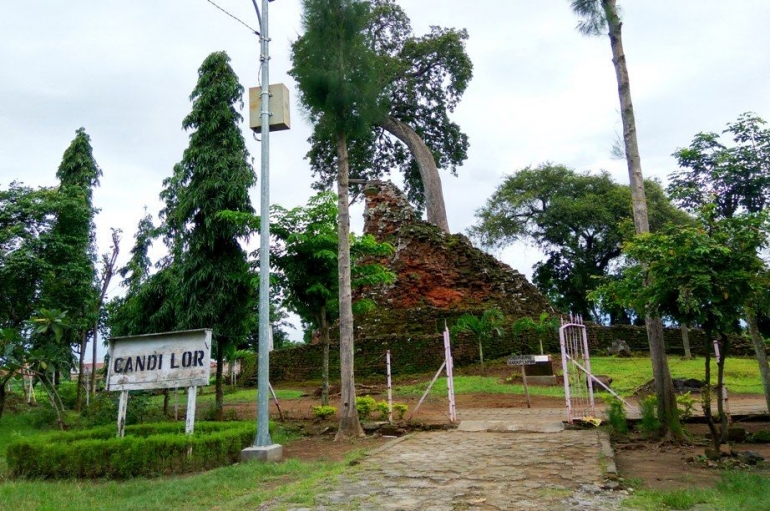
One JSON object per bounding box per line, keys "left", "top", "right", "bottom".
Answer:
{"left": 241, "top": 0, "right": 284, "bottom": 463}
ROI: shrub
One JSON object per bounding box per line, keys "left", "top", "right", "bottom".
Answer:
{"left": 57, "top": 381, "right": 79, "bottom": 409}
{"left": 677, "top": 392, "right": 696, "bottom": 421}
{"left": 376, "top": 401, "right": 390, "bottom": 420}
{"left": 638, "top": 395, "right": 660, "bottom": 437}
{"left": 80, "top": 391, "right": 164, "bottom": 427}
{"left": 311, "top": 405, "right": 337, "bottom": 420}
{"left": 6, "top": 421, "right": 271, "bottom": 479}
{"left": 356, "top": 396, "right": 377, "bottom": 420}
{"left": 606, "top": 398, "right": 628, "bottom": 434}
{"left": 374, "top": 401, "right": 409, "bottom": 421}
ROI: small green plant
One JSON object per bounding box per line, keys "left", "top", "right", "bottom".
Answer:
{"left": 373, "top": 401, "right": 409, "bottom": 420}
{"left": 606, "top": 398, "right": 628, "bottom": 434}
{"left": 376, "top": 401, "right": 390, "bottom": 419}
{"left": 392, "top": 402, "right": 408, "bottom": 420}
{"left": 311, "top": 405, "right": 337, "bottom": 420}
{"left": 638, "top": 395, "right": 660, "bottom": 436}
{"left": 676, "top": 391, "right": 695, "bottom": 421}
{"left": 355, "top": 396, "right": 377, "bottom": 420}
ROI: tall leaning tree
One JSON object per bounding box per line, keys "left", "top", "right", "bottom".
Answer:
{"left": 161, "top": 51, "right": 256, "bottom": 420}
{"left": 306, "top": 0, "right": 473, "bottom": 232}
{"left": 291, "top": 0, "right": 385, "bottom": 440}
{"left": 570, "top": 0, "right": 680, "bottom": 437}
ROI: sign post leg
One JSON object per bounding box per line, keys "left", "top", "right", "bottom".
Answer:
{"left": 186, "top": 386, "right": 197, "bottom": 435}
{"left": 117, "top": 390, "right": 128, "bottom": 438}
{"left": 521, "top": 366, "right": 531, "bottom": 408}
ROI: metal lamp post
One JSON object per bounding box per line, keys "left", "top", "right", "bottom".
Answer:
{"left": 241, "top": 0, "right": 283, "bottom": 463}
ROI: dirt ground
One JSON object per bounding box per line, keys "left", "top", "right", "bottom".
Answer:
{"left": 227, "top": 382, "right": 770, "bottom": 492}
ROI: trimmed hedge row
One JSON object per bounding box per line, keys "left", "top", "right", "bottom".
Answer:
{"left": 6, "top": 421, "right": 266, "bottom": 479}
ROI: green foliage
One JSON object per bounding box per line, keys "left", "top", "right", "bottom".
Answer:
{"left": 512, "top": 312, "right": 559, "bottom": 354}
{"left": 6, "top": 421, "right": 267, "bottom": 479}
{"left": 311, "top": 404, "right": 337, "bottom": 420}
{"left": 374, "top": 400, "right": 408, "bottom": 420}
{"left": 355, "top": 395, "right": 377, "bottom": 420}
{"left": 305, "top": 0, "right": 473, "bottom": 211}
{"left": 626, "top": 471, "right": 770, "bottom": 511}
{"left": 594, "top": 207, "right": 768, "bottom": 333}
{"left": 670, "top": 112, "right": 770, "bottom": 218}
{"left": 570, "top": 0, "right": 621, "bottom": 37}
{"left": 606, "top": 398, "right": 628, "bottom": 434}
{"left": 79, "top": 391, "right": 163, "bottom": 428}
{"left": 40, "top": 128, "right": 101, "bottom": 351}
{"left": 452, "top": 308, "right": 505, "bottom": 374}
{"left": 471, "top": 163, "right": 688, "bottom": 323}
{"left": 291, "top": 0, "right": 384, "bottom": 141}
{"left": 258, "top": 191, "right": 394, "bottom": 338}
{"left": 676, "top": 391, "right": 696, "bottom": 421}
{"left": 109, "top": 52, "right": 257, "bottom": 418}
{"left": 638, "top": 395, "right": 660, "bottom": 437}
{"left": 392, "top": 402, "right": 408, "bottom": 420}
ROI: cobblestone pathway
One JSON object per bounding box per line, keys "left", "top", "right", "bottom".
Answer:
{"left": 264, "top": 412, "right": 628, "bottom": 510}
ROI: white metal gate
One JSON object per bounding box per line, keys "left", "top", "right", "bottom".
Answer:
{"left": 559, "top": 316, "right": 595, "bottom": 424}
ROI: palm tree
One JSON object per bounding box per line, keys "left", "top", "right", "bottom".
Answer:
{"left": 570, "top": 0, "right": 680, "bottom": 437}
{"left": 453, "top": 308, "right": 505, "bottom": 376}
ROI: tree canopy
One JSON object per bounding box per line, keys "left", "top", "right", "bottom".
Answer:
{"left": 670, "top": 112, "right": 770, "bottom": 218}
{"left": 303, "top": 0, "right": 473, "bottom": 230}
{"left": 470, "top": 163, "right": 689, "bottom": 323}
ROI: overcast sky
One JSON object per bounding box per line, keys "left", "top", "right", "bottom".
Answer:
{"left": 2, "top": 1, "right": 769, "bottom": 348}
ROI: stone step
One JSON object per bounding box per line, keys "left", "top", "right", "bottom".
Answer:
{"left": 457, "top": 420, "right": 565, "bottom": 433}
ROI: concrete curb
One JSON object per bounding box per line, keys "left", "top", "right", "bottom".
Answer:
{"left": 365, "top": 432, "right": 416, "bottom": 456}
{"left": 598, "top": 430, "right": 618, "bottom": 480}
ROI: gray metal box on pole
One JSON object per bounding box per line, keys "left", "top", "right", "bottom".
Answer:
{"left": 249, "top": 84, "right": 291, "bottom": 132}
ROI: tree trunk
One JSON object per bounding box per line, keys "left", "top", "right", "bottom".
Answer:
{"left": 380, "top": 116, "right": 450, "bottom": 233}
{"left": 603, "top": 0, "right": 679, "bottom": 437}
{"left": 646, "top": 316, "right": 681, "bottom": 438}
{"left": 335, "top": 133, "right": 364, "bottom": 440}
{"left": 0, "top": 376, "right": 8, "bottom": 419}
{"left": 76, "top": 329, "right": 87, "bottom": 411}
{"left": 215, "top": 343, "right": 224, "bottom": 421}
{"left": 478, "top": 341, "right": 485, "bottom": 376}
{"left": 746, "top": 309, "right": 770, "bottom": 413}
{"left": 680, "top": 323, "right": 692, "bottom": 359}
{"left": 716, "top": 332, "right": 730, "bottom": 445}
{"left": 702, "top": 330, "right": 720, "bottom": 454}
{"left": 91, "top": 318, "right": 98, "bottom": 398}
{"left": 320, "top": 307, "right": 330, "bottom": 407}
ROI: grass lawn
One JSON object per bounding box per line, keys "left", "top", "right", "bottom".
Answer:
{"left": 624, "top": 471, "right": 770, "bottom": 510}
{"left": 0, "top": 407, "right": 357, "bottom": 510}
{"left": 393, "top": 356, "right": 765, "bottom": 399}
{"left": 0, "top": 354, "right": 766, "bottom": 509}
{"left": 0, "top": 449, "right": 361, "bottom": 511}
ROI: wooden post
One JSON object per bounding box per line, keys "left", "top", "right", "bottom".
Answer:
{"left": 185, "top": 386, "right": 197, "bottom": 435}
{"left": 386, "top": 350, "right": 393, "bottom": 424}
{"left": 521, "top": 365, "right": 531, "bottom": 408}
{"left": 444, "top": 327, "right": 456, "bottom": 423}
{"left": 117, "top": 390, "right": 128, "bottom": 438}
{"left": 268, "top": 382, "right": 284, "bottom": 421}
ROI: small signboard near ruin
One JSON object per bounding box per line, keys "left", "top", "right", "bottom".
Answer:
{"left": 106, "top": 329, "right": 212, "bottom": 437}
{"left": 507, "top": 354, "right": 550, "bottom": 366}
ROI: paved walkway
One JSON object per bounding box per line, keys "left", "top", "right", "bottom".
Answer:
{"left": 267, "top": 408, "right": 628, "bottom": 510}
{"left": 265, "top": 399, "right": 768, "bottom": 510}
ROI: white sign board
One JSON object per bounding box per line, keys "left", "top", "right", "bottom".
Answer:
{"left": 106, "top": 329, "right": 212, "bottom": 392}
{"left": 507, "top": 354, "right": 551, "bottom": 366}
